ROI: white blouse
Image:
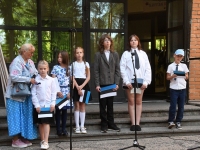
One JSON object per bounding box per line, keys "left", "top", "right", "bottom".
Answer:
{"left": 72, "top": 61, "right": 90, "bottom": 79}
{"left": 120, "top": 48, "right": 152, "bottom": 86}
{"left": 31, "top": 75, "right": 57, "bottom": 108}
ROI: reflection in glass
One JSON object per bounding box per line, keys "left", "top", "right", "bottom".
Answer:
{"left": 0, "top": 29, "right": 37, "bottom": 63}
{"left": 42, "top": 31, "right": 82, "bottom": 63}
{"left": 41, "top": 0, "right": 82, "bottom": 28}
{"left": 155, "top": 36, "right": 166, "bottom": 93}
{"left": 90, "top": 2, "right": 124, "bottom": 29}
{"left": 0, "top": 0, "right": 37, "bottom": 26}
{"left": 168, "top": 0, "right": 183, "bottom": 28}
{"left": 90, "top": 32, "right": 124, "bottom": 62}
{"left": 168, "top": 30, "right": 183, "bottom": 62}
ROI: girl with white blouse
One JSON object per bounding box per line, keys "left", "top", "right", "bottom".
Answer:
{"left": 120, "top": 34, "right": 151, "bottom": 131}
{"left": 72, "top": 47, "right": 91, "bottom": 134}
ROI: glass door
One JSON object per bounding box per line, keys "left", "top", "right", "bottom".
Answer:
{"left": 85, "top": 0, "right": 127, "bottom": 102}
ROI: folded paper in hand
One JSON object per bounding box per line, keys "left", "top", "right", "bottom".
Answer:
{"left": 38, "top": 107, "right": 53, "bottom": 118}
{"left": 100, "top": 84, "right": 117, "bottom": 99}
{"left": 79, "top": 90, "right": 91, "bottom": 104}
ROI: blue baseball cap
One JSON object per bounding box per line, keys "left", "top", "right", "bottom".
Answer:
{"left": 175, "top": 49, "right": 184, "bottom": 56}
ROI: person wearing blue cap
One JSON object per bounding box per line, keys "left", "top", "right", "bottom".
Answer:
{"left": 166, "top": 49, "right": 189, "bottom": 130}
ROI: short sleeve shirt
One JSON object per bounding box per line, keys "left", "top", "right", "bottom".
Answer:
{"left": 167, "top": 62, "right": 189, "bottom": 90}
{"left": 72, "top": 61, "right": 90, "bottom": 78}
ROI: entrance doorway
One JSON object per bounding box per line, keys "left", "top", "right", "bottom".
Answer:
{"left": 128, "top": 1, "right": 167, "bottom": 100}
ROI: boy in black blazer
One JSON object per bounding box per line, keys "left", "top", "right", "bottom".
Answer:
{"left": 94, "top": 34, "right": 120, "bottom": 133}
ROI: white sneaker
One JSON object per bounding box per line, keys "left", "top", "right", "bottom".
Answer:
{"left": 74, "top": 127, "right": 81, "bottom": 134}
{"left": 168, "top": 122, "right": 175, "bottom": 129}
{"left": 81, "top": 127, "right": 87, "bottom": 134}
{"left": 41, "top": 142, "right": 49, "bottom": 149}
{"left": 40, "top": 140, "right": 44, "bottom": 146}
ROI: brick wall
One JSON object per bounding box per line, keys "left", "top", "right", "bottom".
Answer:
{"left": 189, "top": 0, "right": 200, "bottom": 100}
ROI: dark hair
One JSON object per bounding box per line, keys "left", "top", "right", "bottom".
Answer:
{"left": 98, "top": 34, "right": 114, "bottom": 53}
{"left": 73, "top": 47, "right": 89, "bottom": 76}
{"left": 127, "top": 34, "right": 142, "bottom": 51}
{"left": 58, "top": 51, "right": 69, "bottom": 76}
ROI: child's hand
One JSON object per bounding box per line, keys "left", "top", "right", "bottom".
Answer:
{"left": 172, "top": 74, "right": 177, "bottom": 79}
{"left": 96, "top": 86, "right": 101, "bottom": 92}
{"left": 78, "top": 90, "right": 83, "bottom": 96}
{"left": 113, "top": 85, "right": 119, "bottom": 91}
{"left": 57, "top": 92, "right": 63, "bottom": 98}
{"left": 77, "top": 86, "right": 82, "bottom": 91}
{"left": 50, "top": 105, "right": 55, "bottom": 112}
{"left": 140, "top": 84, "right": 147, "bottom": 90}
{"left": 36, "top": 107, "right": 40, "bottom": 113}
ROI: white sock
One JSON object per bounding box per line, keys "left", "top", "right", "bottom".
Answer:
{"left": 74, "top": 111, "right": 80, "bottom": 128}
{"left": 80, "top": 112, "right": 85, "bottom": 128}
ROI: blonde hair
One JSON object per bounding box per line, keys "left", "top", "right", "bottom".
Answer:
{"left": 19, "top": 43, "right": 35, "bottom": 55}
{"left": 38, "top": 60, "right": 49, "bottom": 69}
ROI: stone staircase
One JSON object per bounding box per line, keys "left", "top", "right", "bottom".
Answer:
{"left": 0, "top": 101, "right": 200, "bottom": 146}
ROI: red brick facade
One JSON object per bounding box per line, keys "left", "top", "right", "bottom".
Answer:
{"left": 189, "top": 0, "right": 200, "bottom": 100}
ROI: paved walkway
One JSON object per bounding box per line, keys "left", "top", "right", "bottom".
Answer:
{"left": 1, "top": 135, "right": 200, "bottom": 150}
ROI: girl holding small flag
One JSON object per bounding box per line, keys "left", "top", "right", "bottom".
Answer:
{"left": 94, "top": 34, "right": 121, "bottom": 133}
{"left": 51, "top": 51, "right": 71, "bottom": 136}
{"left": 31, "top": 60, "right": 57, "bottom": 150}
{"left": 72, "top": 47, "right": 91, "bottom": 134}
{"left": 120, "top": 34, "right": 151, "bottom": 132}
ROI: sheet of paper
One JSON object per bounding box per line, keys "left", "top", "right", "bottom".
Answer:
{"left": 130, "top": 88, "right": 142, "bottom": 94}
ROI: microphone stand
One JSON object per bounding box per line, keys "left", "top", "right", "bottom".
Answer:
{"left": 69, "top": 61, "right": 73, "bottom": 150}
{"left": 120, "top": 52, "right": 145, "bottom": 150}
{"left": 69, "top": 28, "right": 76, "bottom": 150}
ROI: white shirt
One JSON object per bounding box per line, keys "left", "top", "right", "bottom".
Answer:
{"left": 31, "top": 75, "right": 57, "bottom": 108}
{"left": 72, "top": 61, "right": 90, "bottom": 78}
{"left": 104, "top": 50, "right": 110, "bottom": 61}
{"left": 120, "top": 48, "right": 152, "bottom": 86}
{"left": 167, "top": 62, "right": 189, "bottom": 90}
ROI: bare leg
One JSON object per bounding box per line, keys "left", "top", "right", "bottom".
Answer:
{"left": 43, "top": 124, "right": 50, "bottom": 143}
{"left": 126, "top": 89, "right": 144, "bottom": 125}
{"left": 39, "top": 124, "right": 44, "bottom": 141}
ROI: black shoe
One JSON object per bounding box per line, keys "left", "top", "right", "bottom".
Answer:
{"left": 108, "top": 125, "right": 120, "bottom": 132}
{"left": 62, "top": 130, "right": 68, "bottom": 136}
{"left": 101, "top": 127, "right": 107, "bottom": 133}
{"left": 57, "top": 130, "right": 62, "bottom": 136}
{"left": 136, "top": 125, "right": 141, "bottom": 131}
{"left": 130, "top": 125, "right": 135, "bottom": 131}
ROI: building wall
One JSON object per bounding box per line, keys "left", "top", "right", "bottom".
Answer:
{"left": 189, "top": 0, "right": 200, "bottom": 100}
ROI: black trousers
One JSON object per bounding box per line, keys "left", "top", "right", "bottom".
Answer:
{"left": 99, "top": 95, "right": 115, "bottom": 128}
{"left": 55, "top": 108, "right": 67, "bottom": 132}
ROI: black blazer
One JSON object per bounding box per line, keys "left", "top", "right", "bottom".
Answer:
{"left": 94, "top": 51, "right": 120, "bottom": 87}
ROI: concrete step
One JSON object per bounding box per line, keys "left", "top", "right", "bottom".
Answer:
{"left": 0, "top": 126, "right": 200, "bottom": 146}
{"left": 1, "top": 115, "right": 200, "bottom": 131}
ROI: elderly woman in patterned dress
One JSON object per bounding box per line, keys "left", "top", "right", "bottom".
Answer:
{"left": 5, "top": 43, "right": 38, "bottom": 148}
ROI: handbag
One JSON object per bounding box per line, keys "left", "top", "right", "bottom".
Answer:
{"left": 11, "top": 82, "right": 31, "bottom": 96}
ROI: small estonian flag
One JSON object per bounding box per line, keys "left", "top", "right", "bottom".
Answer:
{"left": 131, "top": 78, "right": 143, "bottom": 88}
{"left": 38, "top": 107, "right": 53, "bottom": 118}
{"left": 56, "top": 95, "right": 70, "bottom": 109}
{"left": 173, "top": 71, "right": 185, "bottom": 76}
{"left": 100, "top": 84, "right": 117, "bottom": 99}
{"left": 79, "top": 90, "right": 91, "bottom": 104}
